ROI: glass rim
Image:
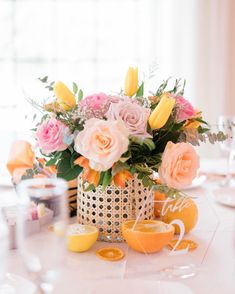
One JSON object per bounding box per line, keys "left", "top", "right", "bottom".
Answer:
{"left": 16, "top": 177, "right": 68, "bottom": 198}
{"left": 218, "top": 115, "right": 235, "bottom": 120}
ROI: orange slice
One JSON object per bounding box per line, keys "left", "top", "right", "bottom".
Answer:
{"left": 96, "top": 247, "right": 124, "bottom": 261}
{"left": 167, "top": 239, "right": 198, "bottom": 251}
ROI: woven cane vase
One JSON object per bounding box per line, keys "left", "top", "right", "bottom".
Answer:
{"left": 77, "top": 177, "right": 154, "bottom": 242}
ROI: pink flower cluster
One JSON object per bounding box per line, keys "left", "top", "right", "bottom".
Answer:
{"left": 79, "top": 93, "right": 120, "bottom": 119}
{"left": 79, "top": 93, "right": 151, "bottom": 138}
{"left": 175, "top": 96, "right": 196, "bottom": 123}
{"left": 36, "top": 118, "right": 72, "bottom": 154}
{"left": 106, "top": 99, "right": 151, "bottom": 138}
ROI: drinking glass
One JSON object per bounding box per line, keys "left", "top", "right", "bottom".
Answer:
{"left": 218, "top": 115, "right": 235, "bottom": 186}
{"left": 16, "top": 178, "right": 68, "bottom": 294}
{"left": 0, "top": 208, "right": 12, "bottom": 294}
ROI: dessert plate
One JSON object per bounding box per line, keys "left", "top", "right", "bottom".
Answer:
{"left": 89, "top": 279, "right": 193, "bottom": 294}
{"left": 213, "top": 187, "right": 235, "bottom": 208}
{"left": 182, "top": 175, "right": 207, "bottom": 191}
{"left": 0, "top": 273, "right": 36, "bottom": 294}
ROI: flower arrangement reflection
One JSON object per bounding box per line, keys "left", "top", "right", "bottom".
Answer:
{"left": 22, "top": 67, "right": 226, "bottom": 197}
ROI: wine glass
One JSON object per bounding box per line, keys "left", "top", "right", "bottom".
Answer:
{"left": 16, "top": 178, "right": 68, "bottom": 294}
{"left": 0, "top": 207, "right": 12, "bottom": 294}
{"left": 218, "top": 115, "right": 235, "bottom": 187}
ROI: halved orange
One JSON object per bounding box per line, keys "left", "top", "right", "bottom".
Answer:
{"left": 167, "top": 239, "right": 198, "bottom": 251}
{"left": 96, "top": 247, "right": 124, "bottom": 261}
{"left": 122, "top": 220, "right": 174, "bottom": 253}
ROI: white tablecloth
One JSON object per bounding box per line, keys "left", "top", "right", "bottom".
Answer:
{"left": 1, "top": 160, "right": 235, "bottom": 294}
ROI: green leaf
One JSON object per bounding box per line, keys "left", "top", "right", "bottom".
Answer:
{"left": 70, "top": 152, "right": 79, "bottom": 168}
{"left": 98, "top": 172, "right": 105, "bottom": 186}
{"left": 73, "top": 82, "right": 78, "bottom": 94}
{"left": 78, "top": 89, "right": 83, "bottom": 101}
{"left": 155, "top": 77, "right": 171, "bottom": 96}
{"left": 102, "top": 170, "right": 112, "bottom": 191}
{"left": 45, "top": 86, "right": 53, "bottom": 91}
{"left": 58, "top": 165, "right": 82, "bottom": 181}
{"left": 45, "top": 157, "right": 57, "bottom": 166}
{"left": 57, "top": 156, "right": 71, "bottom": 175}
{"left": 84, "top": 184, "right": 96, "bottom": 192}
{"left": 130, "top": 166, "right": 136, "bottom": 175}
{"left": 142, "top": 176, "right": 149, "bottom": 187}
{"left": 195, "top": 118, "right": 208, "bottom": 125}
{"left": 39, "top": 76, "right": 48, "bottom": 83}
{"left": 112, "top": 162, "right": 130, "bottom": 176}
{"left": 136, "top": 82, "right": 144, "bottom": 97}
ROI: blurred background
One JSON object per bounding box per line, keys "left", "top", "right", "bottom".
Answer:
{"left": 1, "top": 0, "right": 235, "bottom": 178}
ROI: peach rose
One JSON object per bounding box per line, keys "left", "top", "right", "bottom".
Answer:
{"left": 158, "top": 142, "right": 200, "bottom": 189}
{"left": 74, "top": 118, "right": 129, "bottom": 171}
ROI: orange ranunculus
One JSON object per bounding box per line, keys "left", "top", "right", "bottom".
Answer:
{"left": 82, "top": 169, "right": 100, "bottom": 187}
{"left": 184, "top": 111, "right": 202, "bottom": 129}
{"left": 74, "top": 156, "right": 100, "bottom": 187}
{"left": 113, "top": 170, "right": 133, "bottom": 189}
{"left": 74, "top": 156, "right": 90, "bottom": 169}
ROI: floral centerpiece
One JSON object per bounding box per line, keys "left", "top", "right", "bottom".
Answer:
{"left": 13, "top": 67, "right": 226, "bottom": 241}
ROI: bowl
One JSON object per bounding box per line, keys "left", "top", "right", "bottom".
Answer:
{"left": 122, "top": 220, "right": 174, "bottom": 253}
{"left": 67, "top": 224, "right": 99, "bottom": 252}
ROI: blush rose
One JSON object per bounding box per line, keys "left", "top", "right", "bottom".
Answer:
{"left": 158, "top": 141, "right": 200, "bottom": 189}
{"left": 74, "top": 118, "right": 129, "bottom": 171}
{"left": 106, "top": 99, "right": 151, "bottom": 138}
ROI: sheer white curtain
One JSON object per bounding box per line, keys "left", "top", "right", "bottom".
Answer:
{"left": 0, "top": 0, "right": 235, "bottom": 177}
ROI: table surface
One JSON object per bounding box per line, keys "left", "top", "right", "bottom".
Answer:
{"left": 1, "top": 159, "right": 235, "bottom": 294}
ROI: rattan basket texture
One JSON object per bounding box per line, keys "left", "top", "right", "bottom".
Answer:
{"left": 77, "top": 176, "right": 154, "bottom": 242}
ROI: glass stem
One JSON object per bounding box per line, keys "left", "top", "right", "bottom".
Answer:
{"left": 226, "top": 151, "right": 234, "bottom": 184}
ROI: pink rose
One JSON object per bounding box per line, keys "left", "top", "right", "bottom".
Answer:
{"left": 175, "top": 96, "right": 196, "bottom": 123}
{"left": 74, "top": 118, "right": 129, "bottom": 171}
{"left": 79, "top": 93, "right": 110, "bottom": 118}
{"left": 158, "top": 142, "right": 200, "bottom": 189}
{"left": 36, "top": 118, "right": 72, "bottom": 154}
{"left": 106, "top": 99, "right": 151, "bottom": 138}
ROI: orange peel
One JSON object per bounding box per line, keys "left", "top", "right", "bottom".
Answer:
{"left": 167, "top": 239, "right": 198, "bottom": 251}
{"left": 96, "top": 247, "right": 124, "bottom": 261}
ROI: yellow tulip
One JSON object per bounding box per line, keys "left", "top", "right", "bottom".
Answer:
{"left": 54, "top": 81, "right": 76, "bottom": 110}
{"left": 124, "top": 67, "right": 138, "bottom": 97}
{"left": 148, "top": 93, "right": 175, "bottom": 129}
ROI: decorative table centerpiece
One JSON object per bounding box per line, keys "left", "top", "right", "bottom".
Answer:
{"left": 8, "top": 67, "right": 226, "bottom": 243}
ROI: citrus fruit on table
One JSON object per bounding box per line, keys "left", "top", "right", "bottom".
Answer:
{"left": 167, "top": 239, "right": 198, "bottom": 251}
{"left": 154, "top": 190, "right": 167, "bottom": 217}
{"left": 96, "top": 247, "right": 124, "bottom": 261}
{"left": 122, "top": 220, "right": 174, "bottom": 253}
{"left": 67, "top": 224, "right": 98, "bottom": 252}
{"left": 160, "top": 197, "right": 198, "bottom": 234}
